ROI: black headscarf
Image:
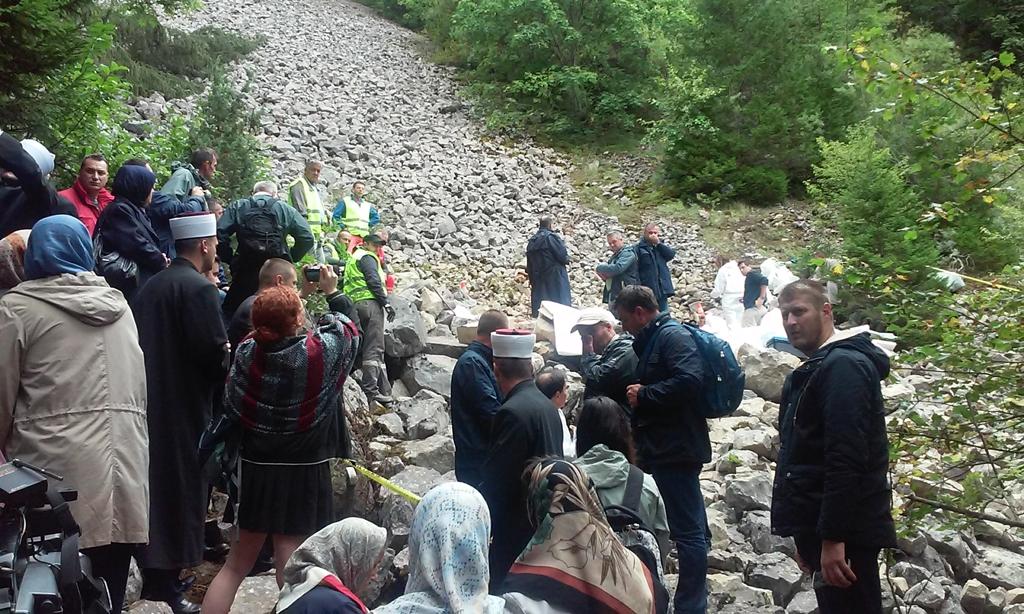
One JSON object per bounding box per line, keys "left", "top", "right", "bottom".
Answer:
{"left": 112, "top": 165, "right": 156, "bottom": 208}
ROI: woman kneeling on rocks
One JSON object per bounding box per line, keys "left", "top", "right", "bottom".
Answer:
{"left": 276, "top": 518, "right": 388, "bottom": 613}
{"left": 202, "top": 280, "right": 360, "bottom": 614}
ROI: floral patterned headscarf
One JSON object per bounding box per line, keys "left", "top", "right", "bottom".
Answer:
{"left": 504, "top": 459, "right": 658, "bottom": 614}
{"left": 0, "top": 230, "right": 30, "bottom": 290}
{"left": 374, "top": 482, "right": 506, "bottom": 614}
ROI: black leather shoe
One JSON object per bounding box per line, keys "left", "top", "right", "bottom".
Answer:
{"left": 167, "top": 596, "right": 202, "bottom": 614}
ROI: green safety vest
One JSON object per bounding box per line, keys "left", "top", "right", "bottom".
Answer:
{"left": 343, "top": 248, "right": 385, "bottom": 303}
{"left": 339, "top": 196, "right": 371, "bottom": 237}
{"left": 288, "top": 176, "right": 325, "bottom": 237}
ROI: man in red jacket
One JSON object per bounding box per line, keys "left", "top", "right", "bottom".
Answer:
{"left": 59, "top": 154, "right": 114, "bottom": 235}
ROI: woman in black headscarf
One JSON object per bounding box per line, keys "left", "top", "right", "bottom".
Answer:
{"left": 94, "top": 164, "right": 167, "bottom": 301}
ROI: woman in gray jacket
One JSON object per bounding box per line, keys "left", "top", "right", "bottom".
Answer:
{"left": 0, "top": 215, "right": 149, "bottom": 612}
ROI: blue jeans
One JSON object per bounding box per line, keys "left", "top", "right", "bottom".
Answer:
{"left": 651, "top": 464, "right": 709, "bottom": 614}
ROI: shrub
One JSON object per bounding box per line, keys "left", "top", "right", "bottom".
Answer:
{"left": 187, "top": 70, "right": 270, "bottom": 202}
{"left": 809, "top": 125, "right": 940, "bottom": 282}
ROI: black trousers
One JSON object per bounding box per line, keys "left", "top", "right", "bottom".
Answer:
{"left": 82, "top": 543, "right": 135, "bottom": 613}
{"left": 141, "top": 567, "right": 187, "bottom": 602}
{"left": 794, "top": 535, "right": 883, "bottom": 614}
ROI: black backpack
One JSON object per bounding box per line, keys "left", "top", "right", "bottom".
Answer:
{"left": 237, "top": 196, "right": 285, "bottom": 258}
{"left": 604, "top": 465, "right": 670, "bottom": 614}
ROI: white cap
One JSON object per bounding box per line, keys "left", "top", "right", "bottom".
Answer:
{"left": 20, "top": 139, "right": 54, "bottom": 177}
{"left": 571, "top": 307, "right": 618, "bottom": 333}
{"left": 170, "top": 213, "right": 217, "bottom": 240}
{"left": 491, "top": 329, "right": 536, "bottom": 359}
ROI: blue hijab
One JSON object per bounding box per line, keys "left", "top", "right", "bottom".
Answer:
{"left": 113, "top": 164, "right": 157, "bottom": 208}
{"left": 23, "top": 215, "right": 95, "bottom": 280}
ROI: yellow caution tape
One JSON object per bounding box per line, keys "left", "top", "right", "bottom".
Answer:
{"left": 343, "top": 459, "right": 421, "bottom": 504}
{"left": 928, "top": 266, "right": 1020, "bottom": 292}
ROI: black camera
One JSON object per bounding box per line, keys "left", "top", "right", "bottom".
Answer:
{"left": 304, "top": 265, "right": 342, "bottom": 283}
{"left": 0, "top": 460, "right": 110, "bottom": 614}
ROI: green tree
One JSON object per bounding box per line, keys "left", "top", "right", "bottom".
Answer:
{"left": 655, "top": 0, "right": 884, "bottom": 203}
{"left": 188, "top": 71, "right": 269, "bottom": 202}
{"left": 451, "top": 0, "right": 662, "bottom": 136}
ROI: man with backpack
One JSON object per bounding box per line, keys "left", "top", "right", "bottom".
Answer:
{"left": 217, "top": 181, "right": 314, "bottom": 318}
{"left": 613, "top": 284, "right": 710, "bottom": 614}
{"left": 161, "top": 149, "right": 217, "bottom": 208}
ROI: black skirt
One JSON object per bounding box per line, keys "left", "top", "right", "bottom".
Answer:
{"left": 237, "top": 459, "right": 334, "bottom": 535}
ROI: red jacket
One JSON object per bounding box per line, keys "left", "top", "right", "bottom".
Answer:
{"left": 58, "top": 180, "right": 114, "bottom": 235}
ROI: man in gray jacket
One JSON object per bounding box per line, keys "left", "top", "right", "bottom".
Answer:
{"left": 573, "top": 307, "right": 638, "bottom": 413}
{"left": 596, "top": 230, "right": 638, "bottom": 305}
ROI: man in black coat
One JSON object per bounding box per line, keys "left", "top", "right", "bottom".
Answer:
{"left": 0, "top": 131, "right": 77, "bottom": 236}
{"left": 478, "top": 329, "right": 564, "bottom": 590}
{"left": 133, "top": 213, "right": 229, "bottom": 614}
{"left": 634, "top": 222, "right": 676, "bottom": 312}
{"left": 525, "top": 216, "right": 571, "bottom": 317}
{"left": 614, "top": 285, "right": 707, "bottom": 614}
{"left": 771, "top": 280, "right": 896, "bottom": 613}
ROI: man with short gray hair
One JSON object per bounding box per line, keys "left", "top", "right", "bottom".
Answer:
{"left": 287, "top": 160, "right": 327, "bottom": 238}
{"left": 596, "top": 230, "right": 638, "bottom": 304}
{"left": 217, "top": 180, "right": 314, "bottom": 316}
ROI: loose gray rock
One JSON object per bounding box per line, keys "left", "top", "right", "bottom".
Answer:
{"left": 973, "top": 543, "right": 1024, "bottom": 590}
{"left": 725, "top": 472, "right": 773, "bottom": 513}
{"left": 738, "top": 345, "right": 801, "bottom": 403}
{"left": 960, "top": 579, "right": 987, "bottom": 614}
{"left": 385, "top": 295, "right": 428, "bottom": 358}
{"left": 745, "top": 552, "right": 805, "bottom": 606}
{"left": 400, "top": 433, "right": 455, "bottom": 474}
{"left": 401, "top": 354, "right": 458, "bottom": 399}
{"left": 394, "top": 389, "right": 450, "bottom": 440}
{"left": 786, "top": 590, "right": 818, "bottom": 614}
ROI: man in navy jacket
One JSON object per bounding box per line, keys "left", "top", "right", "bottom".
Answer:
{"left": 450, "top": 309, "right": 508, "bottom": 488}
{"left": 635, "top": 222, "right": 676, "bottom": 312}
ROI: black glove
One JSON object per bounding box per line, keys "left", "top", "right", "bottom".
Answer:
{"left": 385, "top": 304, "right": 396, "bottom": 322}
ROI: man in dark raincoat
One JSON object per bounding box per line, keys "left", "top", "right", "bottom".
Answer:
{"left": 133, "top": 212, "right": 229, "bottom": 614}
{"left": 525, "top": 216, "right": 571, "bottom": 317}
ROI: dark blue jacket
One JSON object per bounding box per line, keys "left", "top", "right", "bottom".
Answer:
{"left": 771, "top": 333, "right": 897, "bottom": 548}
{"left": 450, "top": 341, "right": 502, "bottom": 487}
{"left": 632, "top": 313, "right": 707, "bottom": 468}
{"left": 635, "top": 241, "right": 676, "bottom": 300}
{"left": 95, "top": 197, "right": 166, "bottom": 303}
{"left": 525, "top": 228, "right": 571, "bottom": 316}
{"left": 148, "top": 191, "right": 205, "bottom": 258}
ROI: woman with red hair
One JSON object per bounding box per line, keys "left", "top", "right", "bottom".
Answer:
{"left": 203, "top": 272, "right": 361, "bottom": 614}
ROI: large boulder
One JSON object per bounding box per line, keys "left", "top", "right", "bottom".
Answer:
{"left": 401, "top": 354, "right": 458, "bottom": 399}
{"left": 394, "top": 389, "right": 450, "bottom": 440}
{"left": 400, "top": 433, "right": 455, "bottom": 474}
{"left": 745, "top": 552, "right": 805, "bottom": 606}
{"left": 973, "top": 543, "right": 1024, "bottom": 590}
{"left": 385, "top": 295, "right": 427, "bottom": 358}
{"left": 737, "top": 344, "right": 801, "bottom": 403}
{"left": 724, "top": 471, "right": 772, "bottom": 513}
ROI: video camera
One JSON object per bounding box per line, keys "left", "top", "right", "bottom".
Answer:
{"left": 0, "top": 460, "right": 111, "bottom": 614}
{"left": 303, "top": 264, "right": 344, "bottom": 283}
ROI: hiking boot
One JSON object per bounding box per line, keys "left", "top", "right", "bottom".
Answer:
{"left": 374, "top": 394, "right": 394, "bottom": 406}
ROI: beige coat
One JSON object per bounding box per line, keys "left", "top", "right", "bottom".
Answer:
{"left": 0, "top": 273, "right": 149, "bottom": 548}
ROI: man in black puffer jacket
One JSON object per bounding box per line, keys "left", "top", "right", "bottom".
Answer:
{"left": 771, "top": 280, "right": 896, "bottom": 614}
{"left": 614, "top": 285, "right": 707, "bottom": 614}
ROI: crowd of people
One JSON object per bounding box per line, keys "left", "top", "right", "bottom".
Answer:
{"left": 0, "top": 131, "right": 896, "bottom": 614}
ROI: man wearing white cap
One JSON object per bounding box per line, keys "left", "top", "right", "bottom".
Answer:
{"left": 478, "top": 329, "right": 564, "bottom": 590}
{"left": 0, "top": 130, "right": 78, "bottom": 237}
{"left": 133, "top": 212, "right": 229, "bottom": 614}
{"left": 572, "top": 307, "right": 638, "bottom": 413}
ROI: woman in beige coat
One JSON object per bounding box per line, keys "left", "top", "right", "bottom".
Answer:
{"left": 0, "top": 215, "right": 149, "bottom": 612}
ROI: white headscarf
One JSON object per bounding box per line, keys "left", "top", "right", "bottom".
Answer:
{"left": 374, "top": 483, "right": 505, "bottom": 614}
{"left": 277, "top": 517, "right": 388, "bottom": 612}
{"left": 19, "top": 139, "right": 55, "bottom": 178}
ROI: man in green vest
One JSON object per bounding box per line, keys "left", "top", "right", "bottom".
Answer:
{"left": 343, "top": 233, "right": 395, "bottom": 405}
{"left": 287, "top": 160, "right": 327, "bottom": 238}
{"left": 332, "top": 181, "right": 380, "bottom": 251}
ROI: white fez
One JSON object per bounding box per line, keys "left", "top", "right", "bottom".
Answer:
{"left": 170, "top": 213, "right": 217, "bottom": 241}
{"left": 491, "top": 328, "right": 536, "bottom": 359}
